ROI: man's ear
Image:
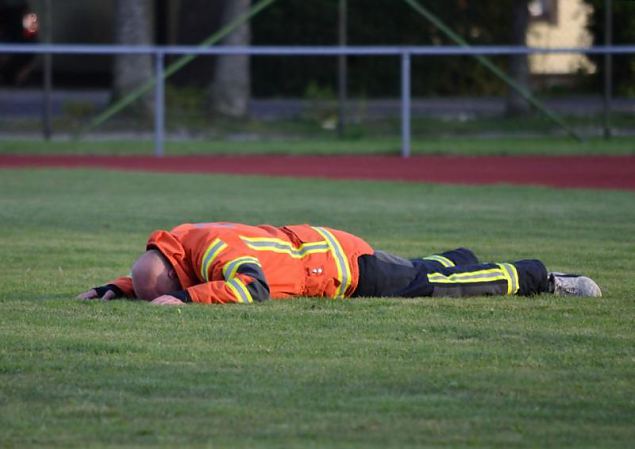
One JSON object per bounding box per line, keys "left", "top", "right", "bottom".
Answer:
{"left": 168, "top": 268, "right": 177, "bottom": 280}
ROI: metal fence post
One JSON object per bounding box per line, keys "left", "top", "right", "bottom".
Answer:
{"left": 603, "top": 0, "right": 613, "bottom": 139}
{"left": 154, "top": 51, "right": 165, "bottom": 157}
{"left": 401, "top": 51, "right": 411, "bottom": 158}
{"left": 337, "top": 0, "right": 347, "bottom": 138}
{"left": 42, "top": 0, "right": 52, "bottom": 140}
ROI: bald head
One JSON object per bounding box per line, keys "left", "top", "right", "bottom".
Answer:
{"left": 131, "top": 250, "right": 180, "bottom": 300}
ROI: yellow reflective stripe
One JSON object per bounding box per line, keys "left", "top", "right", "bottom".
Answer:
{"left": 509, "top": 264, "right": 519, "bottom": 294}
{"left": 222, "top": 256, "right": 261, "bottom": 280}
{"left": 427, "top": 267, "right": 507, "bottom": 284}
{"left": 422, "top": 254, "right": 455, "bottom": 267}
{"left": 200, "top": 238, "right": 228, "bottom": 281}
{"left": 226, "top": 277, "right": 253, "bottom": 304}
{"left": 313, "top": 227, "right": 351, "bottom": 299}
{"left": 240, "top": 236, "right": 329, "bottom": 258}
{"left": 497, "top": 263, "right": 519, "bottom": 295}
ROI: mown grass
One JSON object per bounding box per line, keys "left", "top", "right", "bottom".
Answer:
{"left": 0, "top": 168, "right": 634, "bottom": 448}
{"left": 1, "top": 135, "right": 635, "bottom": 156}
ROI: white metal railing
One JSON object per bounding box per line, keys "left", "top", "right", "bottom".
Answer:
{"left": 1, "top": 44, "right": 634, "bottom": 157}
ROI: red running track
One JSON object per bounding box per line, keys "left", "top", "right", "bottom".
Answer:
{"left": 1, "top": 154, "right": 634, "bottom": 190}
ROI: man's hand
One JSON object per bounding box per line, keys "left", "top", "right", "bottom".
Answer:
{"left": 77, "top": 288, "right": 117, "bottom": 301}
{"left": 151, "top": 295, "right": 185, "bottom": 306}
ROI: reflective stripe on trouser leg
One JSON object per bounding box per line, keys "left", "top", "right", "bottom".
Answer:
{"left": 497, "top": 263, "right": 519, "bottom": 295}
{"left": 427, "top": 263, "right": 511, "bottom": 297}
{"left": 354, "top": 256, "right": 548, "bottom": 298}
{"left": 415, "top": 248, "right": 479, "bottom": 271}
{"left": 421, "top": 254, "right": 455, "bottom": 268}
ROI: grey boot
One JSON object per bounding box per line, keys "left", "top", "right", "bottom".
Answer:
{"left": 548, "top": 272, "right": 602, "bottom": 297}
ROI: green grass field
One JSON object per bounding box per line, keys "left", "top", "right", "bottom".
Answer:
{"left": 1, "top": 168, "right": 634, "bottom": 448}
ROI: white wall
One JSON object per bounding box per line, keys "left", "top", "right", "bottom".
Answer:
{"left": 527, "top": 0, "right": 596, "bottom": 75}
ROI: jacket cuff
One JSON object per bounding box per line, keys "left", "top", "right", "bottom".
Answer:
{"left": 168, "top": 290, "right": 192, "bottom": 303}
{"left": 94, "top": 284, "right": 123, "bottom": 298}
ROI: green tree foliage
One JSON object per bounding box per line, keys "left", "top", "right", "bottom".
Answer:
{"left": 583, "top": 0, "right": 635, "bottom": 96}
{"left": 252, "top": 0, "right": 527, "bottom": 97}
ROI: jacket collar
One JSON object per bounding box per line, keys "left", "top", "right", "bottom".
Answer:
{"left": 146, "top": 230, "right": 198, "bottom": 289}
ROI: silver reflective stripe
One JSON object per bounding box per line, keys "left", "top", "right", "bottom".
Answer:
{"left": 241, "top": 238, "right": 329, "bottom": 257}
{"left": 200, "top": 239, "right": 227, "bottom": 281}
{"left": 428, "top": 268, "right": 506, "bottom": 284}
{"left": 422, "top": 254, "right": 455, "bottom": 267}
{"left": 228, "top": 278, "right": 252, "bottom": 304}
{"left": 222, "top": 256, "right": 260, "bottom": 280}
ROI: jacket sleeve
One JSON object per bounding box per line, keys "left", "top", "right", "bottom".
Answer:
{"left": 186, "top": 238, "right": 270, "bottom": 304}
{"left": 94, "top": 275, "right": 135, "bottom": 298}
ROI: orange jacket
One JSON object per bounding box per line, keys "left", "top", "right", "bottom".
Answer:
{"left": 110, "top": 223, "right": 374, "bottom": 304}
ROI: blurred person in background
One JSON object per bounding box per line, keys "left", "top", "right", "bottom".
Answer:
{"left": 0, "top": 0, "right": 38, "bottom": 85}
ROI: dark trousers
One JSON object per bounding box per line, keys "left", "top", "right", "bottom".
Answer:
{"left": 352, "top": 248, "right": 548, "bottom": 298}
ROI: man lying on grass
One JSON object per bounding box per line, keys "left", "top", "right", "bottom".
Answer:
{"left": 78, "top": 222, "right": 601, "bottom": 305}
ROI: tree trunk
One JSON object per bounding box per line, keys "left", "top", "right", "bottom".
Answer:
{"left": 113, "top": 0, "right": 154, "bottom": 116}
{"left": 506, "top": 0, "right": 531, "bottom": 116}
{"left": 210, "top": 0, "right": 251, "bottom": 118}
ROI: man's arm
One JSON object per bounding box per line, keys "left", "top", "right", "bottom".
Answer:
{"left": 161, "top": 233, "right": 270, "bottom": 305}
{"left": 77, "top": 275, "right": 135, "bottom": 300}
{"left": 185, "top": 257, "right": 270, "bottom": 304}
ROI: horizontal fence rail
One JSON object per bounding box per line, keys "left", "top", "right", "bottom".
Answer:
{"left": 1, "top": 44, "right": 634, "bottom": 157}
{"left": 1, "top": 44, "right": 635, "bottom": 55}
